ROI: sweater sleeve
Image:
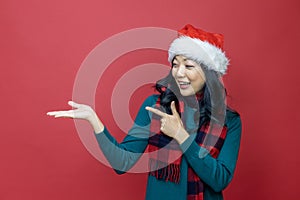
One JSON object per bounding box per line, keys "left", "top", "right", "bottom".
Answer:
{"left": 180, "top": 112, "right": 242, "bottom": 192}
{"left": 94, "top": 95, "right": 157, "bottom": 174}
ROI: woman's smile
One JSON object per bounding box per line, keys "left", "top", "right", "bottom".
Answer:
{"left": 178, "top": 80, "right": 191, "bottom": 89}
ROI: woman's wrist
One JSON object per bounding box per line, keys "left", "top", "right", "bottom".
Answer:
{"left": 89, "top": 112, "right": 104, "bottom": 134}
{"left": 175, "top": 128, "right": 189, "bottom": 145}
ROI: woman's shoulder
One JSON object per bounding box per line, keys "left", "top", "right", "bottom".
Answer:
{"left": 225, "top": 107, "right": 241, "bottom": 127}
{"left": 226, "top": 107, "right": 240, "bottom": 118}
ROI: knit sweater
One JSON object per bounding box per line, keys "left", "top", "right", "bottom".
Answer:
{"left": 94, "top": 95, "right": 242, "bottom": 200}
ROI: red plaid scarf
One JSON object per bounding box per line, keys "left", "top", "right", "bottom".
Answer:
{"left": 148, "top": 97, "right": 227, "bottom": 200}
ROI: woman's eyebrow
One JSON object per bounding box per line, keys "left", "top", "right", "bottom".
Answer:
{"left": 172, "top": 58, "right": 178, "bottom": 63}
{"left": 174, "top": 57, "right": 187, "bottom": 62}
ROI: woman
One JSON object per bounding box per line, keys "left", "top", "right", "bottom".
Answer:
{"left": 47, "top": 24, "right": 242, "bottom": 200}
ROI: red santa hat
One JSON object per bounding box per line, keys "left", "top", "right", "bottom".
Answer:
{"left": 168, "top": 24, "right": 229, "bottom": 75}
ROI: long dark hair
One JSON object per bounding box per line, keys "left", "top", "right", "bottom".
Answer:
{"left": 155, "top": 64, "right": 228, "bottom": 127}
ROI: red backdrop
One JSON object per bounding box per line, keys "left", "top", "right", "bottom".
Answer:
{"left": 1, "top": 0, "right": 300, "bottom": 199}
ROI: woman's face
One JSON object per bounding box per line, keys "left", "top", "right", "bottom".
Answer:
{"left": 171, "top": 55, "right": 206, "bottom": 96}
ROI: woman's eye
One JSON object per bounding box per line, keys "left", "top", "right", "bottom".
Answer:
{"left": 185, "top": 65, "right": 194, "bottom": 69}
{"left": 172, "top": 63, "right": 178, "bottom": 68}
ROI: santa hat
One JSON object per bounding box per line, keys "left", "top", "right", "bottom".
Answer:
{"left": 168, "top": 24, "right": 229, "bottom": 75}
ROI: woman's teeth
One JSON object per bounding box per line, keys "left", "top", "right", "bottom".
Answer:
{"left": 179, "top": 81, "right": 190, "bottom": 85}
{"left": 179, "top": 81, "right": 190, "bottom": 89}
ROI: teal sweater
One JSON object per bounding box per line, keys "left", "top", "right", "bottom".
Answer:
{"left": 95, "top": 95, "right": 242, "bottom": 200}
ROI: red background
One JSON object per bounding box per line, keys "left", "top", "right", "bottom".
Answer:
{"left": 1, "top": 0, "right": 300, "bottom": 199}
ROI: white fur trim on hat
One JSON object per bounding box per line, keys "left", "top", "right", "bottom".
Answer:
{"left": 168, "top": 36, "right": 229, "bottom": 75}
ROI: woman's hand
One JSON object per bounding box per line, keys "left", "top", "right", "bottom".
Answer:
{"left": 145, "top": 101, "right": 189, "bottom": 144}
{"left": 47, "top": 101, "right": 104, "bottom": 133}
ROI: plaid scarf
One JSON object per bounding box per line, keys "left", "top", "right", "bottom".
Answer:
{"left": 148, "top": 97, "right": 227, "bottom": 200}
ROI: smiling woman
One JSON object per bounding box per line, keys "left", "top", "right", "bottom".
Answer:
{"left": 47, "top": 24, "right": 241, "bottom": 200}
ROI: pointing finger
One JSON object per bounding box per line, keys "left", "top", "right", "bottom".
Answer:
{"left": 145, "top": 106, "right": 166, "bottom": 117}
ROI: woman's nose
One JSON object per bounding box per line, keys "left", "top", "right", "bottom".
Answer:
{"left": 176, "top": 65, "right": 186, "bottom": 77}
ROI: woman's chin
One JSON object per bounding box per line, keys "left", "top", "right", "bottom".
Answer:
{"left": 179, "top": 89, "right": 195, "bottom": 97}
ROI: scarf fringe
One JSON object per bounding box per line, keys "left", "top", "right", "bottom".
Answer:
{"left": 149, "top": 158, "right": 180, "bottom": 184}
